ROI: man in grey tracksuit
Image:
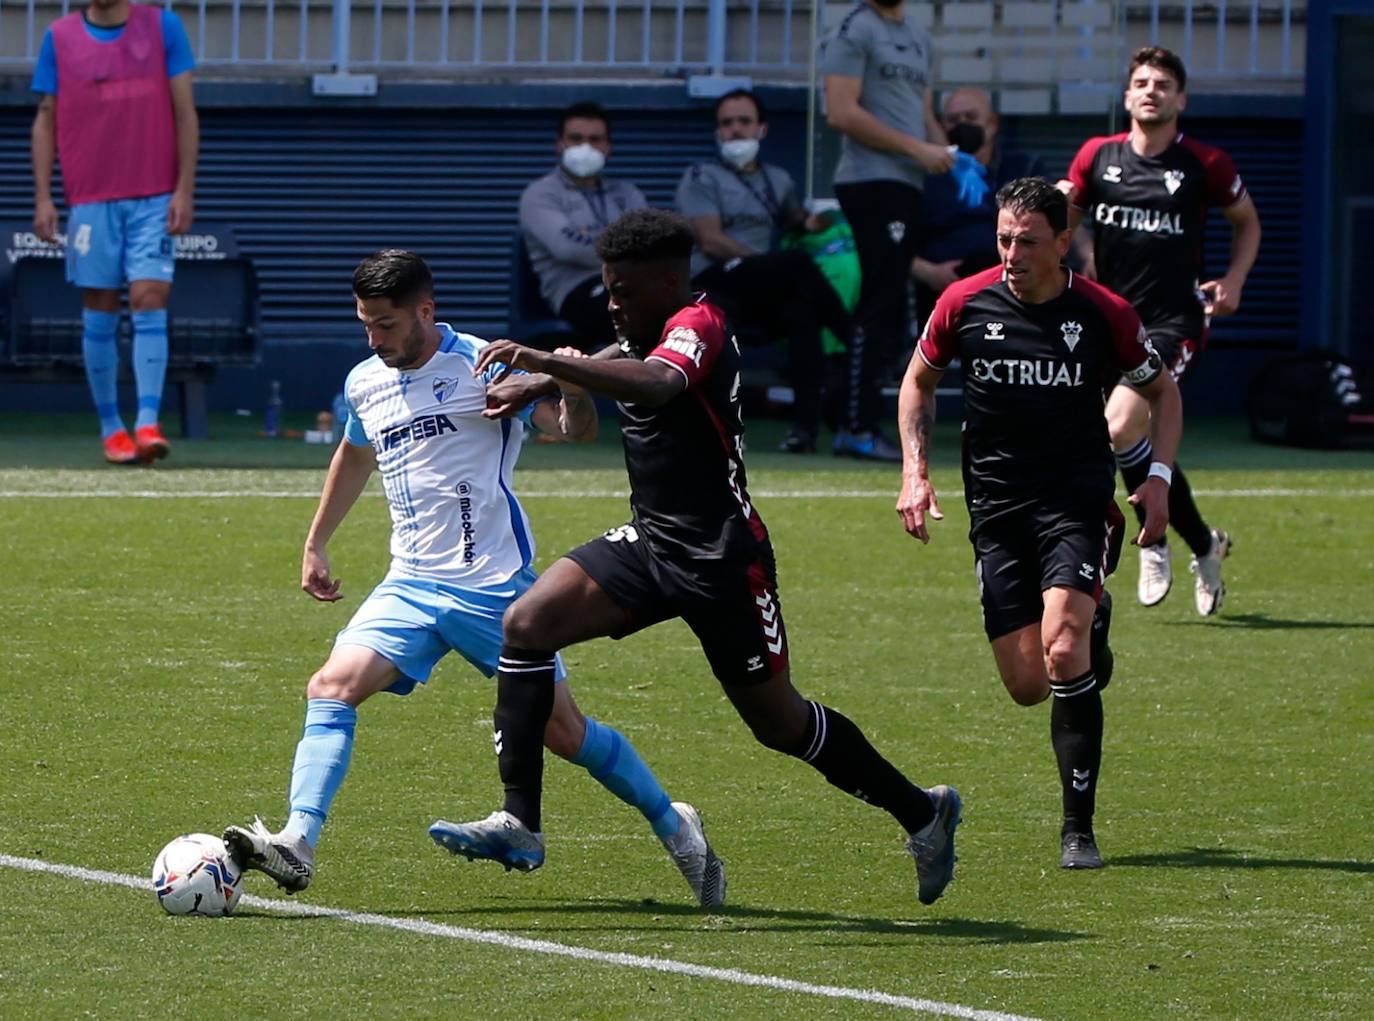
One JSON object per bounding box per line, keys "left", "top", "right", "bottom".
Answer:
{"left": 520, "top": 100, "right": 647, "bottom": 351}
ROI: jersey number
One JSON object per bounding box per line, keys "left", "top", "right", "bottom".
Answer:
{"left": 71, "top": 224, "right": 92, "bottom": 256}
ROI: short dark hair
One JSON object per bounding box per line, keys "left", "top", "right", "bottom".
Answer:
{"left": 596, "top": 208, "right": 696, "bottom": 264}
{"left": 715, "top": 88, "right": 767, "bottom": 124}
{"left": 560, "top": 100, "right": 611, "bottom": 137}
{"left": 352, "top": 249, "right": 434, "bottom": 306}
{"left": 1128, "top": 45, "right": 1187, "bottom": 92}
{"left": 995, "top": 178, "right": 1068, "bottom": 234}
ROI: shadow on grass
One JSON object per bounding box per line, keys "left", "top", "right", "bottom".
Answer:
{"left": 235, "top": 898, "right": 1086, "bottom": 944}
{"left": 1165, "top": 613, "right": 1374, "bottom": 630}
{"left": 1111, "top": 847, "right": 1374, "bottom": 873}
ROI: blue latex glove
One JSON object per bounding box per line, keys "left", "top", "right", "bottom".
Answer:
{"left": 949, "top": 151, "right": 990, "bottom": 208}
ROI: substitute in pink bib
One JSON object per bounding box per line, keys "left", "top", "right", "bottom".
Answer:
{"left": 51, "top": 3, "right": 177, "bottom": 207}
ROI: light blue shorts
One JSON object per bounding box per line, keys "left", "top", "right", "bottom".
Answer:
{"left": 65, "top": 195, "right": 175, "bottom": 289}
{"left": 334, "top": 568, "right": 568, "bottom": 696}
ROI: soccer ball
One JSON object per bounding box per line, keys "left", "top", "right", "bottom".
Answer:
{"left": 152, "top": 833, "right": 243, "bottom": 916}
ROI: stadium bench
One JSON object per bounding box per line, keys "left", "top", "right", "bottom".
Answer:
{"left": 0, "top": 222, "right": 260, "bottom": 439}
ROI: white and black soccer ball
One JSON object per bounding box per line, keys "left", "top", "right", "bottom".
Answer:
{"left": 152, "top": 833, "right": 243, "bottom": 917}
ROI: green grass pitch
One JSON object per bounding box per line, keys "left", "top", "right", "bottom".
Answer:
{"left": 1, "top": 413, "right": 1371, "bottom": 1020}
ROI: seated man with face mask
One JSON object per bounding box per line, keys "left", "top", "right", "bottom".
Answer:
{"left": 911, "top": 87, "right": 1047, "bottom": 329}
{"left": 674, "top": 89, "right": 855, "bottom": 454}
{"left": 520, "top": 100, "right": 648, "bottom": 351}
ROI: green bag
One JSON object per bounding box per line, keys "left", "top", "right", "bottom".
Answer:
{"left": 780, "top": 211, "right": 860, "bottom": 356}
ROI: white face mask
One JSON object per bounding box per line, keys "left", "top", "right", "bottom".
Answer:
{"left": 718, "top": 138, "right": 760, "bottom": 170}
{"left": 561, "top": 143, "right": 606, "bottom": 179}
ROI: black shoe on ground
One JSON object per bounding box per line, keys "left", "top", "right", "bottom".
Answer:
{"left": 1060, "top": 831, "right": 1104, "bottom": 870}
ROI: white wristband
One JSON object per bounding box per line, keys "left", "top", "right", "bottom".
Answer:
{"left": 1147, "top": 461, "right": 1173, "bottom": 486}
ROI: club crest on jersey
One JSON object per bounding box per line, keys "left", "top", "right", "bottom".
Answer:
{"left": 983, "top": 321, "right": 1005, "bottom": 341}
{"left": 1060, "top": 321, "right": 1083, "bottom": 352}
{"left": 662, "top": 326, "right": 705, "bottom": 367}
{"left": 432, "top": 377, "right": 458, "bottom": 403}
{"left": 887, "top": 220, "right": 906, "bottom": 244}
{"left": 1102, "top": 165, "right": 1123, "bottom": 183}
{"left": 1164, "top": 169, "right": 1185, "bottom": 195}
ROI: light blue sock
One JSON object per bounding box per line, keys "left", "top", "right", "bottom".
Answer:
{"left": 81, "top": 309, "right": 124, "bottom": 438}
{"left": 283, "top": 698, "right": 357, "bottom": 848}
{"left": 573, "top": 716, "right": 680, "bottom": 839}
{"left": 131, "top": 308, "right": 168, "bottom": 430}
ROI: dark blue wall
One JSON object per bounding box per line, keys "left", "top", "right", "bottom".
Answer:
{"left": 0, "top": 80, "right": 1302, "bottom": 416}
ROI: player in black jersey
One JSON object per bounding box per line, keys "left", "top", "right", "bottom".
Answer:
{"left": 896, "top": 178, "right": 1182, "bottom": 868}
{"left": 443, "top": 209, "right": 963, "bottom": 906}
{"left": 1062, "top": 47, "right": 1261, "bottom": 615}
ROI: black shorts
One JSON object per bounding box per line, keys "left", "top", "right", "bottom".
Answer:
{"left": 972, "top": 498, "right": 1125, "bottom": 641}
{"left": 1145, "top": 319, "right": 1209, "bottom": 384}
{"left": 564, "top": 523, "right": 789, "bottom": 687}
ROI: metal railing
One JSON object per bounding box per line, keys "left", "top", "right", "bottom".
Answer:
{"left": 1132, "top": 0, "right": 1301, "bottom": 81}
{"left": 0, "top": 1, "right": 1304, "bottom": 85}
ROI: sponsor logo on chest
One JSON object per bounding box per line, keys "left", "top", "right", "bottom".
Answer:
{"left": 1094, "top": 203, "right": 1184, "bottom": 235}
{"left": 380, "top": 413, "right": 458, "bottom": 450}
{"left": 969, "top": 357, "right": 1085, "bottom": 388}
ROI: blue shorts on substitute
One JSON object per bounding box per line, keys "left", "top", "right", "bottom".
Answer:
{"left": 334, "top": 568, "right": 568, "bottom": 695}
{"left": 65, "top": 195, "right": 175, "bottom": 289}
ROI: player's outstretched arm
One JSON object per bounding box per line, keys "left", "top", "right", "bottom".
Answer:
{"left": 896, "top": 351, "right": 945, "bottom": 544}
{"left": 474, "top": 339, "right": 683, "bottom": 407}
{"left": 1128, "top": 370, "right": 1182, "bottom": 546}
{"left": 302, "top": 439, "right": 377, "bottom": 601}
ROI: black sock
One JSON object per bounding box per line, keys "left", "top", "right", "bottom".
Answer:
{"left": 1116, "top": 437, "right": 1155, "bottom": 540}
{"left": 493, "top": 645, "right": 557, "bottom": 832}
{"left": 1168, "top": 465, "right": 1214, "bottom": 557}
{"left": 1050, "top": 671, "right": 1103, "bottom": 837}
{"left": 791, "top": 701, "right": 936, "bottom": 834}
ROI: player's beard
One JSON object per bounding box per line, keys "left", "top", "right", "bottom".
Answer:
{"left": 381, "top": 320, "right": 428, "bottom": 369}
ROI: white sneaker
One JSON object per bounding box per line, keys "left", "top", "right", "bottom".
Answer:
{"left": 660, "top": 802, "right": 726, "bottom": 908}
{"left": 223, "top": 816, "right": 314, "bottom": 893}
{"left": 1137, "top": 541, "right": 1173, "bottom": 606}
{"left": 1189, "top": 529, "right": 1231, "bottom": 616}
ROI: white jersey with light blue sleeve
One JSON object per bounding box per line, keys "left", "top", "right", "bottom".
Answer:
{"left": 341, "top": 323, "right": 539, "bottom": 589}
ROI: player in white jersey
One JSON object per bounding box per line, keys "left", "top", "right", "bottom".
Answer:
{"left": 223, "top": 250, "right": 725, "bottom": 907}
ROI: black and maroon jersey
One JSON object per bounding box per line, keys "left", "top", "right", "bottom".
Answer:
{"left": 1067, "top": 132, "right": 1246, "bottom": 330}
{"left": 918, "top": 266, "right": 1163, "bottom": 520}
{"left": 616, "top": 297, "right": 770, "bottom": 562}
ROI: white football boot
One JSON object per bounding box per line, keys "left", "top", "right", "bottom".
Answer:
{"left": 429, "top": 811, "right": 546, "bottom": 872}
{"left": 1189, "top": 529, "right": 1231, "bottom": 616}
{"left": 1137, "top": 541, "right": 1173, "bottom": 606}
{"left": 660, "top": 802, "right": 726, "bottom": 908}
{"left": 223, "top": 817, "right": 314, "bottom": 893}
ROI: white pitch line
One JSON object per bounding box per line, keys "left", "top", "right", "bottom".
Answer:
{"left": 0, "top": 852, "right": 1044, "bottom": 1021}
{"left": 1, "top": 487, "right": 1371, "bottom": 500}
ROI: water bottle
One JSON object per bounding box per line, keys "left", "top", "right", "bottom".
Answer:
{"left": 265, "top": 379, "right": 283, "bottom": 438}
